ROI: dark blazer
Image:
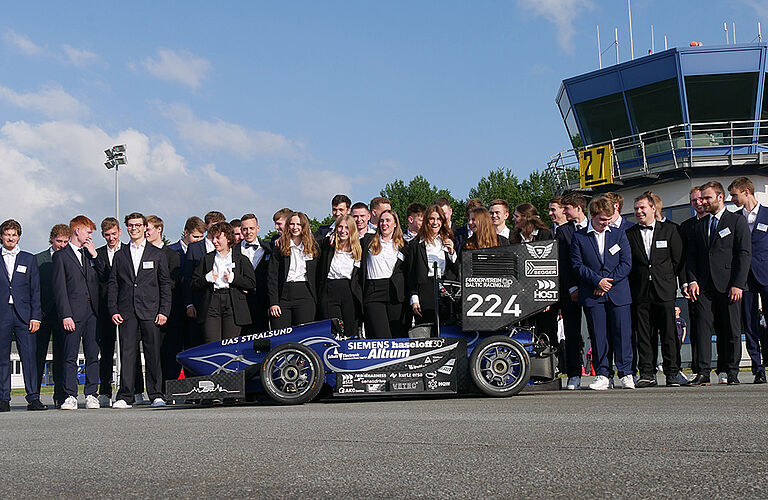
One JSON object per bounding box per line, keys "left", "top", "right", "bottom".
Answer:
{"left": 556, "top": 221, "right": 584, "bottom": 294}
{"left": 626, "top": 221, "right": 684, "bottom": 303}
{"left": 612, "top": 217, "right": 635, "bottom": 233}
{"left": 746, "top": 204, "right": 768, "bottom": 288}
{"left": 182, "top": 238, "right": 211, "bottom": 309}
{"left": 317, "top": 238, "right": 363, "bottom": 307}
{"left": 267, "top": 240, "right": 319, "bottom": 306}
{"left": 314, "top": 224, "right": 333, "bottom": 241}
{"left": 51, "top": 245, "right": 100, "bottom": 322}
{"left": 359, "top": 234, "right": 407, "bottom": 303}
{"left": 406, "top": 237, "right": 459, "bottom": 299}
{"left": 35, "top": 249, "right": 55, "bottom": 321}
{"left": 570, "top": 227, "right": 633, "bottom": 307}
{"left": 509, "top": 227, "right": 553, "bottom": 244}
{"left": 191, "top": 250, "right": 256, "bottom": 326}
{"left": 453, "top": 225, "right": 470, "bottom": 251}
{"left": 107, "top": 243, "right": 172, "bottom": 321}
{"left": 0, "top": 251, "right": 42, "bottom": 323}
{"left": 233, "top": 239, "right": 272, "bottom": 319}
{"left": 686, "top": 209, "right": 751, "bottom": 293}
{"left": 161, "top": 244, "right": 183, "bottom": 319}
{"left": 95, "top": 243, "right": 127, "bottom": 312}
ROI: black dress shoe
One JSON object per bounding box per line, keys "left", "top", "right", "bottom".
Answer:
{"left": 635, "top": 376, "right": 657, "bottom": 388}
{"left": 27, "top": 400, "right": 48, "bottom": 411}
{"left": 727, "top": 374, "right": 740, "bottom": 385}
{"left": 753, "top": 371, "right": 766, "bottom": 384}
{"left": 689, "top": 373, "right": 711, "bottom": 386}
{"left": 0, "top": 400, "right": 9, "bottom": 412}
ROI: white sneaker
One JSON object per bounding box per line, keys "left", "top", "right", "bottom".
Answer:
{"left": 589, "top": 375, "right": 611, "bottom": 390}
{"left": 620, "top": 374, "right": 636, "bottom": 389}
{"left": 97, "top": 394, "right": 111, "bottom": 408}
{"left": 718, "top": 372, "right": 728, "bottom": 384}
{"left": 112, "top": 399, "right": 132, "bottom": 409}
{"left": 85, "top": 395, "right": 100, "bottom": 409}
{"left": 566, "top": 376, "right": 581, "bottom": 390}
{"left": 60, "top": 396, "right": 78, "bottom": 410}
{"left": 151, "top": 398, "right": 166, "bottom": 408}
{"left": 134, "top": 393, "right": 149, "bottom": 405}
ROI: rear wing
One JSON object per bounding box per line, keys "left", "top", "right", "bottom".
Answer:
{"left": 461, "top": 240, "right": 560, "bottom": 332}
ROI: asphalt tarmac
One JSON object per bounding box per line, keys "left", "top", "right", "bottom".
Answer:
{"left": 2, "top": 377, "right": 766, "bottom": 499}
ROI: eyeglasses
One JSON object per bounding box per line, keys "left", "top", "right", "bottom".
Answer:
{"left": 126, "top": 223, "right": 145, "bottom": 228}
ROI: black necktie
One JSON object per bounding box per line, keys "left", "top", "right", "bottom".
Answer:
{"left": 709, "top": 215, "right": 718, "bottom": 246}
{"left": 79, "top": 248, "right": 87, "bottom": 268}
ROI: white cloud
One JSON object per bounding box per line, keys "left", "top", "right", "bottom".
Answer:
{"left": 0, "top": 84, "right": 89, "bottom": 119}
{"left": 3, "top": 30, "right": 43, "bottom": 55}
{"left": 139, "top": 48, "right": 212, "bottom": 88}
{"left": 742, "top": 0, "right": 768, "bottom": 18}
{"left": 161, "top": 103, "right": 295, "bottom": 158}
{"left": 517, "top": 0, "right": 594, "bottom": 53}
{"left": 61, "top": 44, "right": 99, "bottom": 67}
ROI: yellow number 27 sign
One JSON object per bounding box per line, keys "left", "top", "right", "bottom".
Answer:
{"left": 578, "top": 144, "right": 613, "bottom": 189}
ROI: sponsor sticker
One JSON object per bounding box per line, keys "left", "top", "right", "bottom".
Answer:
{"left": 525, "top": 260, "right": 558, "bottom": 277}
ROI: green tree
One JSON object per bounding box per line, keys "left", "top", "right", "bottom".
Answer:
{"left": 467, "top": 168, "right": 555, "bottom": 225}
{"left": 380, "top": 176, "right": 455, "bottom": 225}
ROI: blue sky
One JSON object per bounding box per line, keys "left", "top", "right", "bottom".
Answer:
{"left": 2, "top": 0, "right": 767, "bottom": 246}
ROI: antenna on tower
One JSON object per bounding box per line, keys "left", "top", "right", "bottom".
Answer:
{"left": 664, "top": 35, "right": 668, "bottom": 50}
{"left": 597, "top": 25, "right": 602, "bottom": 69}
{"left": 628, "top": 0, "right": 635, "bottom": 59}
{"left": 615, "top": 27, "right": 620, "bottom": 64}
{"left": 759, "top": 21, "right": 763, "bottom": 42}
{"left": 651, "top": 24, "right": 655, "bottom": 54}
{"left": 733, "top": 22, "right": 736, "bottom": 44}
{"left": 725, "top": 22, "right": 729, "bottom": 44}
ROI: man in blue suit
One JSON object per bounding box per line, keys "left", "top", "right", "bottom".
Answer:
{"left": 571, "top": 197, "right": 634, "bottom": 390}
{"left": 51, "top": 216, "right": 101, "bottom": 410}
{"left": 0, "top": 219, "right": 46, "bottom": 411}
{"left": 728, "top": 177, "right": 768, "bottom": 384}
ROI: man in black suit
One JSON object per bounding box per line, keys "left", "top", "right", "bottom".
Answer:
{"left": 557, "top": 193, "right": 590, "bottom": 390}
{"left": 626, "top": 194, "right": 688, "bottom": 387}
{"left": 182, "top": 211, "right": 226, "bottom": 347}
{"left": 168, "top": 216, "right": 204, "bottom": 357}
{"left": 35, "top": 224, "right": 70, "bottom": 407}
{"left": 548, "top": 196, "right": 568, "bottom": 236}
{"left": 687, "top": 181, "right": 751, "bottom": 386}
{"left": 146, "top": 216, "right": 183, "bottom": 383}
{"left": 94, "top": 217, "right": 145, "bottom": 407}
{"left": 403, "top": 203, "right": 426, "bottom": 242}
{"left": 678, "top": 186, "right": 707, "bottom": 373}
{"left": 51, "top": 216, "right": 102, "bottom": 410}
{"left": 107, "top": 212, "right": 171, "bottom": 408}
{"left": 236, "top": 214, "right": 271, "bottom": 333}
{"left": 314, "top": 194, "right": 351, "bottom": 239}
{"left": 350, "top": 203, "right": 376, "bottom": 240}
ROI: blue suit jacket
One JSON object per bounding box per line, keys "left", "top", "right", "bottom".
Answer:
{"left": 570, "top": 227, "right": 632, "bottom": 307}
{"left": 168, "top": 240, "right": 186, "bottom": 267}
{"left": 0, "top": 251, "right": 42, "bottom": 323}
{"left": 748, "top": 204, "right": 768, "bottom": 287}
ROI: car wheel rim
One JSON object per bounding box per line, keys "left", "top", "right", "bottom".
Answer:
{"left": 476, "top": 343, "right": 523, "bottom": 391}
{"left": 265, "top": 349, "right": 315, "bottom": 399}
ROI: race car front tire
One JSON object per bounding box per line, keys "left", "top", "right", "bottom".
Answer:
{"left": 260, "top": 343, "right": 324, "bottom": 405}
{"left": 469, "top": 336, "right": 531, "bottom": 397}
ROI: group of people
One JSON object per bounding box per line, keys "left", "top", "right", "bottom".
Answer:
{"left": 1, "top": 175, "right": 765, "bottom": 411}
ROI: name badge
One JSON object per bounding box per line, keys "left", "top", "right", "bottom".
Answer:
{"left": 142, "top": 261, "right": 154, "bottom": 269}
{"left": 608, "top": 244, "right": 621, "bottom": 255}
{"left": 16, "top": 265, "right": 26, "bottom": 274}
{"left": 719, "top": 228, "right": 731, "bottom": 238}
{"left": 757, "top": 223, "right": 768, "bottom": 232}
{"left": 655, "top": 240, "right": 668, "bottom": 248}
{"left": 397, "top": 251, "right": 405, "bottom": 261}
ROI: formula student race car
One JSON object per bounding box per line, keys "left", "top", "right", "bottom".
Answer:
{"left": 167, "top": 241, "right": 561, "bottom": 405}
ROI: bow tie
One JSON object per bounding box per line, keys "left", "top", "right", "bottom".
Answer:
{"left": 640, "top": 225, "right": 654, "bottom": 230}
{"left": 244, "top": 243, "right": 259, "bottom": 249}
{"left": 2, "top": 248, "right": 18, "bottom": 256}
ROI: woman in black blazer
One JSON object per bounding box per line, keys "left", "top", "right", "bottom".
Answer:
{"left": 407, "top": 204, "right": 458, "bottom": 325}
{"left": 509, "top": 203, "right": 553, "bottom": 243}
{"left": 360, "top": 210, "right": 408, "bottom": 339}
{"left": 191, "top": 222, "right": 257, "bottom": 343}
{"left": 267, "top": 212, "right": 319, "bottom": 328}
{"left": 317, "top": 215, "right": 363, "bottom": 336}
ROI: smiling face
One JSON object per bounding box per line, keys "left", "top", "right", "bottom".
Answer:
{"left": 102, "top": 226, "right": 122, "bottom": 249}
{"left": 1, "top": 229, "right": 19, "bottom": 251}
{"left": 240, "top": 218, "right": 259, "bottom": 243}
{"left": 633, "top": 198, "right": 656, "bottom": 226}
{"left": 512, "top": 211, "right": 523, "bottom": 230}
{"left": 548, "top": 202, "right": 565, "bottom": 224}
{"left": 352, "top": 207, "right": 370, "bottom": 234}
{"left": 335, "top": 218, "right": 350, "bottom": 242}
{"left": 427, "top": 210, "right": 442, "bottom": 236}
{"left": 125, "top": 218, "right": 146, "bottom": 243}
{"left": 689, "top": 189, "right": 705, "bottom": 215}
{"left": 701, "top": 187, "right": 723, "bottom": 214}
{"left": 563, "top": 204, "right": 583, "bottom": 221}
{"left": 50, "top": 233, "right": 70, "bottom": 251}
{"left": 288, "top": 215, "right": 303, "bottom": 238}
{"left": 145, "top": 223, "right": 163, "bottom": 246}
{"left": 378, "top": 212, "right": 395, "bottom": 238}
{"left": 489, "top": 204, "right": 508, "bottom": 229}
{"left": 591, "top": 213, "right": 613, "bottom": 232}
{"left": 332, "top": 203, "right": 349, "bottom": 219}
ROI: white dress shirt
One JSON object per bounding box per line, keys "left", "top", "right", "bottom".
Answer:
{"left": 743, "top": 204, "right": 761, "bottom": 232}
{"left": 328, "top": 251, "right": 355, "bottom": 279}
{"left": 286, "top": 241, "right": 309, "bottom": 282}
{"left": 179, "top": 239, "right": 188, "bottom": 254}
{"left": 574, "top": 218, "right": 588, "bottom": 231}
{"left": 520, "top": 229, "right": 539, "bottom": 243}
{"left": 129, "top": 240, "right": 146, "bottom": 275}
{"left": 639, "top": 221, "right": 656, "bottom": 260}
{"left": 587, "top": 222, "right": 610, "bottom": 262}
{"left": 206, "top": 250, "right": 235, "bottom": 290}
{"left": 609, "top": 215, "right": 625, "bottom": 230}
{"left": 424, "top": 235, "right": 456, "bottom": 278}
{"left": 497, "top": 226, "right": 510, "bottom": 239}
{"left": 367, "top": 240, "right": 400, "bottom": 279}
{"left": 240, "top": 239, "right": 265, "bottom": 270}
{"left": 69, "top": 242, "right": 84, "bottom": 266}
{"left": 2, "top": 246, "right": 20, "bottom": 303}
{"left": 205, "top": 238, "right": 215, "bottom": 253}
{"left": 107, "top": 245, "right": 119, "bottom": 266}
{"left": 708, "top": 206, "right": 727, "bottom": 239}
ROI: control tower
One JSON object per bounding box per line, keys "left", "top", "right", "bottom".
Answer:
{"left": 547, "top": 42, "right": 768, "bottom": 220}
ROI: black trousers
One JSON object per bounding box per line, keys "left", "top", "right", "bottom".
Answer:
{"left": 161, "top": 315, "right": 185, "bottom": 382}
{"left": 62, "top": 312, "right": 100, "bottom": 397}
{"left": 272, "top": 282, "right": 316, "bottom": 329}
{"left": 742, "top": 287, "right": 768, "bottom": 374}
{"left": 320, "top": 279, "right": 360, "bottom": 336}
{"left": 203, "top": 291, "right": 241, "bottom": 343}
{"left": 692, "top": 288, "right": 742, "bottom": 376}
{"left": 413, "top": 277, "right": 437, "bottom": 325}
{"left": 363, "top": 279, "right": 406, "bottom": 339}
{"left": 686, "top": 298, "right": 698, "bottom": 371}
{"left": 633, "top": 299, "right": 679, "bottom": 377}
{"left": 97, "top": 314, "right": 144, "bottom": 396}
{"left": 116, "top": 313, "right": 163, "bottom": 403}
{"left": 561, "top": 298, "right": 586, "bottom": 378}
{"left": 36, "top": 317, "right": 65, "bottom": 404}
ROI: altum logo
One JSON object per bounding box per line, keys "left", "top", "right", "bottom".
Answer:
{"left": 536, "top": 280, "right": 556, "bottom": 290}
{"left": 526, "top": 242, "right": 554, "bottom": 259}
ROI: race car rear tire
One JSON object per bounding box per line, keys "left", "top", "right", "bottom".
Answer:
{"left": 469, "top": 336, "right": 530, "bottom": 397}
{"left": 260, "top": 343, "right": 324, "bottom": 405}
